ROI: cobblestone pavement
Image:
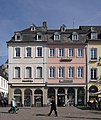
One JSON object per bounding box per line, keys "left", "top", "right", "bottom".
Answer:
{"left": 0, "top": 106, "right": 101, "bottom": 120}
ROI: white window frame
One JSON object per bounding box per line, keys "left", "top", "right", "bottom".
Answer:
{"left": 77, "top": 67, "right": 84, "bottom": 78}
{"left": 58, "top": 48, "right": 64, "bottom": 57}
{"left": 58, "top": 67, "right": 65, "bottom": 78}
{"left": 68, "top": 48, "right": 74, "bottom": 57}
{"left": 77, "top": 48, "right": 83, "bottom": 57}
{"left": 14, "top": 67, "right": 20, "bottom": 78}
{"left": 37, "top": 33, "right": 42, "bottom": 41}
{"left": 15, "top": 33, "right": 21, "bottom": 41}
{"left": 49, "top": 48, "right": 55, "bottom": 57}
{"left": 54, "top": 32, "right": 60, "bottom": 40}
{"left": 26, "top": 47, "right": 32, "bottom": 57}
{"left": 36, "top": 67, "right": 42, "bottom": 78}
{"left": 72, "top": 32, "right": 78, "bottom": 40}
{"left": 68, "top": 67, "right": 74, "bottom": 78}
{"left": 91, "top": 32, "right": 97, "bottom": 39}
{"left": 25, "top": 67, "right": 32, "bottom": 78}
{"left": 14, "top": 47, "right": 20, "bottom": 57}
{"left": 49, "top": 67, "right": 55, "bottom": 78}
{"left": 36, "top": 46, "right": 43, "bottom": 57}
{"left": 90, "top": 48, "right": 97, "bottom": 60}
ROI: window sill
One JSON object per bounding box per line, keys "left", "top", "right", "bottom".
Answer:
{"left": 13, "top": 78, "right": 21, "bottom": 79}
{"left": 35, "top": 78, "right": 43, "bottom": 79}
{"left": 13, "top": 57, "right": 21, "bottom": 59}
{"left": 24, "top": 56, "right": 32, "bottom": 58}
{"left": 24, "top": 78, "right": 33, "bottom": 79}
{"left": 22, "top": 80, "right": 33, "bottom": 82}
{"left": 35, "top": 56, "right": 43, "bottom": 58}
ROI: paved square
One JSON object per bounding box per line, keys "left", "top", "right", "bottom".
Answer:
{"left": 0, "top": 106, "right": 101, "bottom": 120}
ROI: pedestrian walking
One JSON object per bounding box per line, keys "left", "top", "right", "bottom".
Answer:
{"left": 8, "top": 98, "right": 17, "bottom": 113}
{"left": 48, "top": 96, "right": 58, "bottom": 117}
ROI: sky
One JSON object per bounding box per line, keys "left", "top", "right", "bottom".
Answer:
{"left": 0, "top": 0, "right": 101, "bottom": 65}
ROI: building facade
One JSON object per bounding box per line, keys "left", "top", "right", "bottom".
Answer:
{"left": 7, "top": 22, "right": 101, "bottom": 107}
{"left": 86, "top": 26, "right": 101, "bottom": 102}
{"left": 0, "top": 65, "right": 8, "bottom": 104}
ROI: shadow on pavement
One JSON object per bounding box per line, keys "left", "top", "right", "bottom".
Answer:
{"left": 35, "top": 114, "right": 48, "bottom": 116}
{"left": 63, "top": 116, "right": 101, "bottom": 120}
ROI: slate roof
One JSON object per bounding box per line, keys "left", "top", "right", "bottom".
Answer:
{"left": 6, "top": 23, "right": 101, "bottom": 45}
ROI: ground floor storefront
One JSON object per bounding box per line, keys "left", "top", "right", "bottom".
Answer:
{"left": 8, "top": 84, "right": 86, "bottom": 107}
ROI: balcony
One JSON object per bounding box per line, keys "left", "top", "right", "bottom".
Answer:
{"left": 60, "top": 57, "right": 72, "bottom": 62}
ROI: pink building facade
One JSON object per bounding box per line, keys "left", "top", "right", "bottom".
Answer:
{"left": 47, "top": 43, "right": 87, "bottom": 106}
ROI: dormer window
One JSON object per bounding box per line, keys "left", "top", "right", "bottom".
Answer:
{"left": 54, "top": 32, "right": 60, "bottom": 40}
{"left": 15, "top": 33, "right": 21, "bottom": 41}
{"left": 60, "top": 24, "right": 66, "bottom": 32}
{"left": 90, "top": 27, "right": 97, "bottom": 39}
{"left": 30, "top": 24, "right": 36, "bottom": 31}
{"left": 91, "top": 32, "right": 97, "bottom": 39}
{"left": 37, "top": 33, "right": 42, "bottom": 41}
{"left": 72, "top": 32, "right": 78, "bottom": 40}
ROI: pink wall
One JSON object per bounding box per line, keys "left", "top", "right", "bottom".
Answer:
{"left": 47, "top": 44, "right": 86, "bottom": 84}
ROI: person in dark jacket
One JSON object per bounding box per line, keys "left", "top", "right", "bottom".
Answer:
{"left": 48, "top": 96, "right": 58, "bottom": 117}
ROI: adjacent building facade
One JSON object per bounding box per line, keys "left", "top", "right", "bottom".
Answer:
{"left": 7, "top": 22, "right": 101, "bottom": 107}
{"left": 86, "top": 26, "right": 101, "bottom": 102}
{"left": 0, "top": 65, "right": 8, "bottom": 102}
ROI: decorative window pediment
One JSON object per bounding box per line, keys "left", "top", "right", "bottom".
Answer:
{"left": 72, "top": 32, "right": 78, "bottom": 40}
{"left": 54, "top": 32, "right": 60, "bottom": 40}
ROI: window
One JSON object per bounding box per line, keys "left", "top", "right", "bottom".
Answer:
{"left": 26, "top": 67, "right": 32, "bottom": 78}
{"left": 54, "top": 32, "right": 60, "bottom": 40}
{"left": 49, "top": 67, "right": 55, "bottom": 78}
{"left": 26, "top": 47, "right": 31, "bottom": 57}
{"left": 68, "top": 67, "right": 74, "bottom": 78}
{"left": 68, "top": 48, "right": 74, "bottom": 57}
{"left": 37, "top": 67, "right": 42, "bottom": 78}
{"left": 49, "top": 48, "right": 55, "bottom": 57}
{"left": 72, "top": 32, "right": 78, "bottom": 40}
{"left": 90, "top": 48, "right": 97, "bottom": 60}
{"left": 15, "top": 48, "right": 20, "bottom": 57}
{"left": 77, "top": 48, "right": 83, "bottom": 57}
{"left": 91, "top": 33, "right": 97, "bottom": 39}
{"left": 58, "top": 67, "right": 65, "bottom": 78}
{"left": 36, "top": 47, "right": 43, "bottom": 57}
{"left": 77, "top": 67, "right": 84, "bottom": 78}
{"left": 90, "top": 68, "right": 97, "bottom": 80}
{"left": 15, "top": 67, "right": 20, "bottom": 78}
{"left": 58, "top": 48, "right": 64, "bottom": 57}
{"left": 37, "top": 33, "right": 42, "bottom": 41}
{"left": 15, "top": 33, "right": 21, "bottom": 41}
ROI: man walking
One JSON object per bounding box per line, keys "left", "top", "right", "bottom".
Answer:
{"left": 48, "top": 96, "right": 58, "bottom": 117}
